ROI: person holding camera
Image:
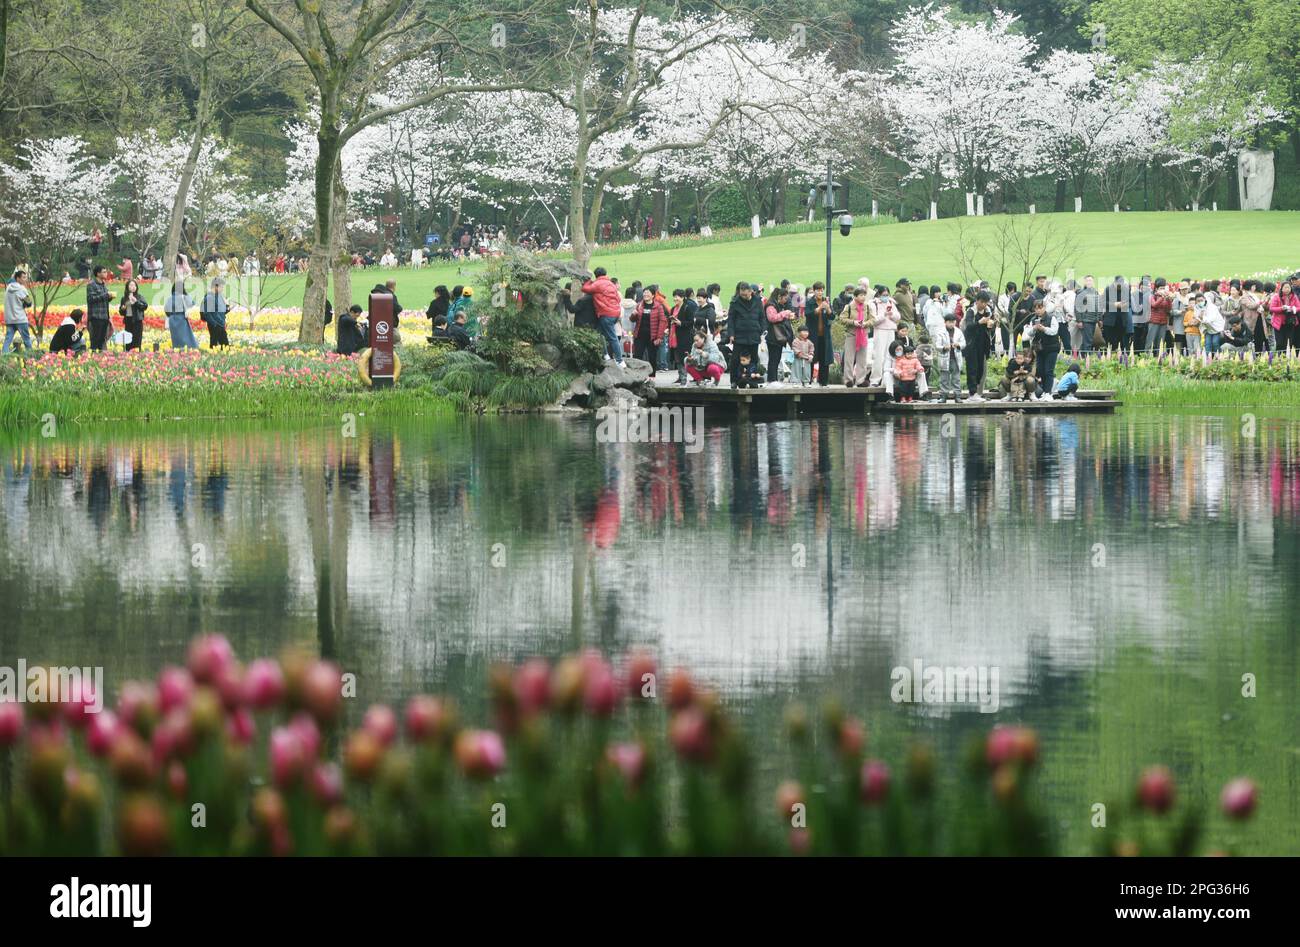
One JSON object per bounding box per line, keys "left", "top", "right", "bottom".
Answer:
{"left": 1024, "top": 299, "right": 1062, "bottom": 399}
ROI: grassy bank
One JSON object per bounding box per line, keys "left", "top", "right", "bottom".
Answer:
{"left": 39, "top": 211, "right": 1300, "bottom": 313}
{"left": 1081, "top": 351, "right": 1300, "bottom": 406}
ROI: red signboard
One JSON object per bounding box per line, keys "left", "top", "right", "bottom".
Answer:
{"left": 368, "top": 292, "right": 396, "bottom": 387}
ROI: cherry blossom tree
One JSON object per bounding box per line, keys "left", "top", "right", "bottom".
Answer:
{"left": 883, "top": 5, "right": 1038, "bottom": 216}
{"left": 0, "top": 136, "right": 115, "bottom": 340}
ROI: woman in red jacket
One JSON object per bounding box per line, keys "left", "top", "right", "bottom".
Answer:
{"left": 632, "top": 287, "right": 668, "bottom": 367}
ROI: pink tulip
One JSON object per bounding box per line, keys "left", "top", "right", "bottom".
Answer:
{"left": 606, "top": 742, "right": 646, "bottom": 788}
{"left": 583, "top": 664, "right": 619, "bottom": 718}
{"left": 289, "top": 713, "right": 322, "bottom": 759}
{"left": 187, "top": 634, "right": 235, "bottom": 684}
{"left": 226, "top": 708, "right": 256, "bottom": 745}
{"left": 361, "top": 705, "right": 398, "bottom": 747}
{"left": 404, "top": 695, "right": 453, "bottom": 743}
{"left": 666, "top": 669, "right": 695, "bottom": 711}
{"left": 60, "top": 680, "right": 99, "bottom": 728}
{"left": 308, "top": 762, "right": 344, "bottom": 806}
{"left": 213, "top": 662, "right": 246, "bottom": 710}
{"left": 243, "top": 659, "right": 285, "bottom": 710}
{"left": 1220, "top": 778, "right": 1257, "bottom": 820}
{"left": 860, "top": 759, "right": 891, "bottom": 805}
{"left": 269, "top": 726, "right": 308, "bottom": 788}
{"left": 512, "top": 659, "right": 551, "bottom": 715}
{"left": 1136, "top": 766, "right": 1175, "bottom": 814}
{"left": 151, "top": 708, "right": 194, "bottom": 762}
{"left": 157, "top": 667, "right": 195, "bottom": 715}
{"left": 0, "top": 702, "right": 24, "bottom": 746}
{"left": 669, "top": 708, "right": 713, "bottom": 763}
{"left": 454, "top": 729, "right": 506, "bottom": 780}
{"left": 301, "top": 660, "right": 343, "bottom": 721}
{"left": 116, "top": 682, "right": 158, "bottom": 731}
{"left": 86, "top": 710, "right": 121, "bottom": 757}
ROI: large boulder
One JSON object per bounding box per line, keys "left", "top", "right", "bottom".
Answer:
{"left": 595, "top": 385, "right": 646, "bottom": 412}
{"left": 533, "top": 342, "right": 563, "bottom": 369}
{"left": 557, "top": 372, "right": 594, "bottom": 407}
{"left": 592, "top": 358, "right": 653, "bottom": 392}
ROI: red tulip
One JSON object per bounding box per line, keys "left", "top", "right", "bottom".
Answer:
{"left": 666, "top": 669, "right": 694, "bottom": 711}
{"left": 838, "top": 717, "right": 866, "bottom": 758}
{"left": 1136, "top": 766, "right": 1176, "bottom": 814}
{"left": 1220, "top": 778, "right": 1257, "bottom": 820}
{"left": 789, "top": 827, "right": 812, "bottom": 855}
{"left": 622, "top": 650, "right": 657, "bottom": 700}
{"left": 0, "top": 702, "right": 23, "bottom": 746}
{"left": 404, "top": 695, "right": 454, "bottom": 743}
{"left": 85, "top": 710, "right": 121, "bottom": 757}
{"left": 513, "top": 659, "right": 551, "bottom": 715}
{"left": 187, "top": 634, "right": 235, "bottom": 684}
{"left": 243, "top": 659, "right": 285, "bottom": 710}
{"left": 362, "top": 704, "right": 398, "bottom": 746}
{"left": 213, "top": 661, "right": 246, "bottom": 710}
{"left": 301, "top": 660, "right": 343, "bottom": 722}
{"left": 157, "top": 667, "right": 194, "bottom": 715}
{"left": 669, "top": 708, "right": 713, "bottom": 763}
{"left": 986, "top": 725, "right": 1038, "bottom": 768}
{"left": 860, "top": 759, "right": 891, "bottom": 805}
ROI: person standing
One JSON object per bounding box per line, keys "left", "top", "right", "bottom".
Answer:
{"left": 581, "top": 266, "right": 624, "bottom": 366}
{"left": 893, "top": 278, "right": 916, "bottom": 326}
{"left": 86, "top": 265, "right": 114, "bottom": 352}
{"left": 163, "top": 276, "right": 198, "bottom": 349}
{"left": 1025, "top": 299, "right": 1061, "bottom": 399}
{"left": 764, "top": 286, "right": 794, "bottom": 385}
{"left": 3, "top": 270, "right": 33, "bottom": 353}
{"left": 118, "top": 278, "right": 148, "bottom": 351}
{"left": 1102, "top": 276, "right": 1129, "bottom": 351}
{"left": 726, "top": 282, "right": 765, "bottom": 388}
{"left": 868, "top": 285, "right": 899, "bottom": 388}
{"left": 837, "top": 287, "right": 871, "bottom": 387}
{"left": 632, "top": 287, "right": 666, "bottom": 367}
{"left": 202, "top": 278, "right": 231, "bottom": 348}
{"left": 804, "top": 282, "right": 834, "bottom": 386}
{"left": 1146, "top": 279, "right": 1172, "bottom": 353}
{"left": 962, "top": 291, "right": 998, "bottom": 401}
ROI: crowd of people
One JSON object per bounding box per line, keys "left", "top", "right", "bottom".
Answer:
{"left": 545, "top": 269, "right": 1300, "bottom": 402}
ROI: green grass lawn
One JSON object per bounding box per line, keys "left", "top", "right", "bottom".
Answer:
{"left": 50, "top": 211, "right": 1300, "bottom": 310}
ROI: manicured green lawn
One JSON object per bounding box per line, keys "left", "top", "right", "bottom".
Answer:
{"left": 53, "top": 211, "right": 1300, "bottom": 311}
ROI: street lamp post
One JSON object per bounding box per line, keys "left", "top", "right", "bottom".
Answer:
{"left": 817, "top": 161, "right": 852, "bottom": 294}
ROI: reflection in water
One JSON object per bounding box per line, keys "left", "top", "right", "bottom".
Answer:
{"left": 1, "top": 411, "right": 1298, "bottom": 853}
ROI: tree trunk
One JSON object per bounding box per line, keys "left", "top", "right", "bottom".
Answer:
{"left": 163, "top": 91, "right": 210, "bottom": 280}
{"left": 300, "top": 123, "right": 341, "bottom": 343}
{"left": 1054, "top": 178, "right": 1067, "bottom": 213}
{"left": 330, "top": 162, "right": 352, "bottom": 318}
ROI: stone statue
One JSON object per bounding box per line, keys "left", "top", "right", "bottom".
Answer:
{"left": 1237, "top": 150, "right": 1274, "bottom": 210}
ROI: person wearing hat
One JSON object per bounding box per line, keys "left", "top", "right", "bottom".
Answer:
{"left": 449, "top": 286, "right": 477, "bottom": 337}
{"left": 894, "top": 278, "right": 915, "bottom": 325}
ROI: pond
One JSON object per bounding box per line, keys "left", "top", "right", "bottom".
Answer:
{"left": 1, "top": 409, "right": 1297, "bottom": 854}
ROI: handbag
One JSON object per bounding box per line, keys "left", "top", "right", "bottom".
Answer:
{"left": 770, "top": 316, "right": 794, "bottom": 345}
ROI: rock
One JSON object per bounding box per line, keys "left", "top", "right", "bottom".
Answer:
{"left": 596, "top": 386, "right": 645, "bottom": 411}
{"left": 592, "top": 358, "right": 653, "bottom": 392}
{"left": 557, "top": 372, "right": 594, "bottom": 407}
{"left": 534, "top": 342, "right": 563, "bottom": 369}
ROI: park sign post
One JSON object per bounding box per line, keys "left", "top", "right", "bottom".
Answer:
{"left": 368, "top": 292, "right": 396, "bottom": 388}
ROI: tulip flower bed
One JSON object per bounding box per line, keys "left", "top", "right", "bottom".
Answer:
{"left": 0, "top": 348, "right": 445, "bottom": 423}
{"left": 0, "top": 635, "right": 1262, "bottom": 857}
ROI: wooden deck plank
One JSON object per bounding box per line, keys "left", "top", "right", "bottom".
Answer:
{"left": 877, "top": 399, "right": 1121, "bottom": 414}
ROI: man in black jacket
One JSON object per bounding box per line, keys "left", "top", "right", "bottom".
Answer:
{"left": 726, "top": 282, "right": 765, "bottom": 387}
{"left": 85, "top": 266, "right": 114, "bottom": 352}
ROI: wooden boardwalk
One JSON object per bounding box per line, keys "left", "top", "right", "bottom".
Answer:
{"left": 651, "top": 383, "right": 1119, "bottom": 418}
